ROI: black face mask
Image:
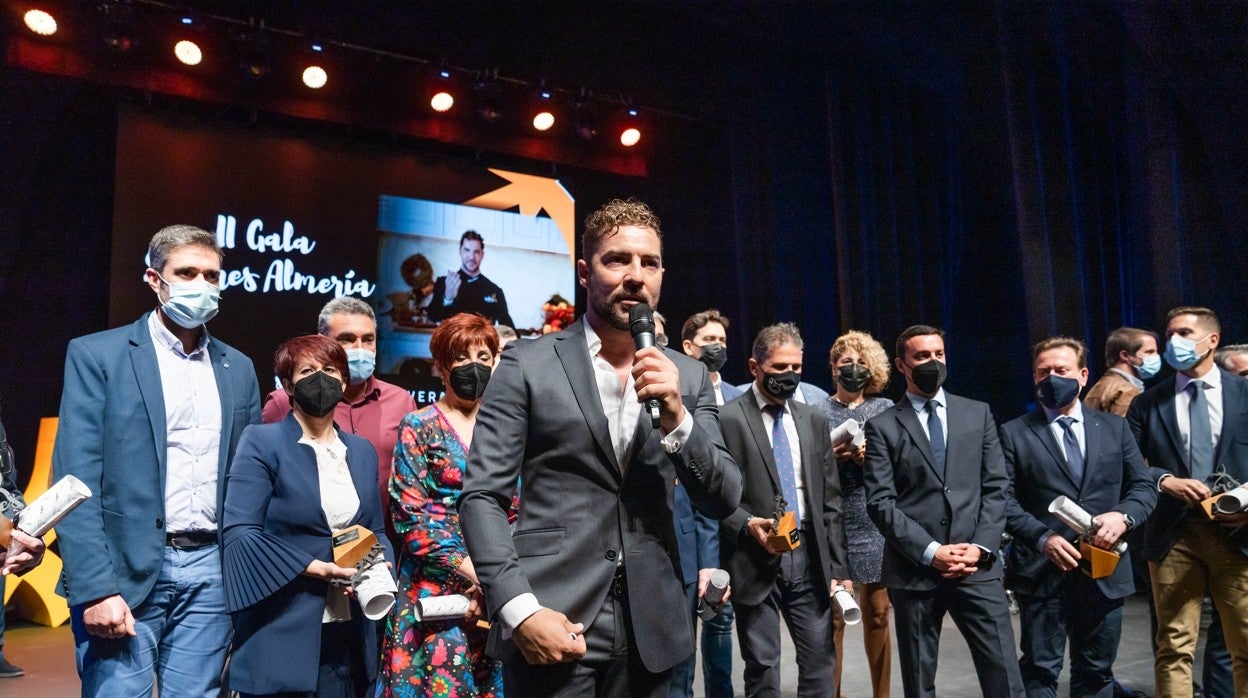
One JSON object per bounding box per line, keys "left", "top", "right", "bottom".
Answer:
{"left": 837, "top": 364, "right": 872, "bottom": 393}
{"left": 449, "top": 361, "right": 492, "bottom": 401}
{"left": 761, "top": 370, "right": 801, "bottom": 401}
{"left": 907, "top": 359, "right": 947, "bottom": 395}
{"left": 1035, "top": 374, "right": 1081, "bottom": 409}
{"left": 697, "top": 343, "right": 727, "bottom": 373}
{"left": 291, "top": 371, "right": 343, "bottom": 418}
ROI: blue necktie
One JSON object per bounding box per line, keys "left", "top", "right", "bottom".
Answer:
{"left": 1188, "top": 380, "right": 1214, "bottom": 482}
{"left": 1057, "top": 416, "right": 1084, "bottom": 483}
{"left": 925, "top": 400, "right": 945, "bottom": 476}
{"left": 765, "top": 404, "right": 801, "bottom": 523}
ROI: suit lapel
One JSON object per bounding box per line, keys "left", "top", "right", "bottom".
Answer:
{"left": 1214, "top": 370, "right": 1243, "bottom": 468}
{"left": 742, "top": 397, "right": 783, "bottom": 498}
{"left": 1157, "top": 381, "right": 1188, "bottom": 473}
{"left": 129, "top": 315, "right": 168, "bottom": 490}
{"left": 1026, "top": 410, "right": 1079, "bottom": 490}
{"left": 1080, "top": 411, "right": 1103, "bottom": 493}
{"left": 553, "top": 324, "right": 622, "bottom": 479}
{"left": 209, "top": 337, "right": 235, "bottom": 506}
{"left": 896, "top": 401, "right": 941, "bottom": 482}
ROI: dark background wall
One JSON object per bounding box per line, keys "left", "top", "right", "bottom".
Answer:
{"left": 3, "top": 2, "right": 1248, "bottom": 483}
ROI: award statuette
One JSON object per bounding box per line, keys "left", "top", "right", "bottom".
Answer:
{"left": 766, "top": 494, "right": 801, "bottom": 552}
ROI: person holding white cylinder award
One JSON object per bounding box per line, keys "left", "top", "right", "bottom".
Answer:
{"left": 380, "top": 313, "right": 504, "bottom": 698}
{"left": 223, "top": 334, "right": 394, "bottom": 697}
{"left": 813, "top": 331, "right": 895, "bottom": 698}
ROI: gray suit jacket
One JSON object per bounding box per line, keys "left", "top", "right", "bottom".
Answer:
{"left": 719, "top": 392, "right": 848, "bottom": 606}
{"left": 863, "top": 392, "right": 1009, "bottom": 590}
{"left": 459, "top": 319, "right": 742, "bottom": 672}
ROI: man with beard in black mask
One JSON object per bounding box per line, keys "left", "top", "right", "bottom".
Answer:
{"left": 718, "top": 322, "right": 851, "bottom": 698}
{"left": 1000, "top": 336, "right": 1155, "bottom": 697}
{"left": 862, "top": 324, "right": 1023, "bottom": 697}
{"left": 459, "top": 198, "right": 741, "bottom": 697}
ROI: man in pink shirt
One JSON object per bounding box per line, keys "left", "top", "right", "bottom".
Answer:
{"left": 262, "top": 297, "right": 416, "bottom": 505}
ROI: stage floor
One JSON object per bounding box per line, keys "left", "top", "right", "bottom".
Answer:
{"left": 0, "top": 593, "right": 1223, "bottom": 696}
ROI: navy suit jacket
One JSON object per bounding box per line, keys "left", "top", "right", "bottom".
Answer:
{"left": 1127, "top": 369, "right": 1248, "bottom": 561}
{"left": 222, "top": 416, "right": 391, "bottom": 694}
{"left": 863, "top": 392, "right": 1009, "bottom": 590}
{"left": 53, "top": 313, "right": 261, "bottom": 608}
{"left": 719, "top": 392, "right": 848, "bottom": 606}
{"left": 1001, "top": 405, "right": 1156, "bottom": 598}
{"left": 459, "top": 319, "right": 741, "bottom": 673}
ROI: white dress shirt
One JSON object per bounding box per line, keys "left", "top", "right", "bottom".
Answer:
{"left": 149, "top": 311, "right": 222, "bottom": 534}
{"left": 751, "top": 384, "right": 806, "bottom": 521}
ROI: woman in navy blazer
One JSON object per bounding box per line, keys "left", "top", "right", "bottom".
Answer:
{"left": 223, "top": 335, "right": 393, "bottom": 697}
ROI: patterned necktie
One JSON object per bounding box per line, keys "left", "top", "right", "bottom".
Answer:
{"left": 765, "top": 404, "right": 801, "bottom": 522}
{"left": 925, "top": 400, "right": 946, "bottom": 476}
{"left": 1057, "top": 416, "right": 1084, "bottom": 483}
{"left": 1188, "top": 380, "right": 1214, "bottom": 482}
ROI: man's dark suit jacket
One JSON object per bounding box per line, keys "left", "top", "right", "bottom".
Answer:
{"left": 1000, "top": 405, "right": 1156, "bottom": 598}
{"left": 863, "top": 392, "right": 1009, "bottom": 590}
{"left": 1127, "top": 369, "right": 1248, "bottom": 562}
{"left": 718, "top": 392, "right": 848, "bottom": 606}
{"left": 459, "top": 319, "right": 742, "bottom": 673}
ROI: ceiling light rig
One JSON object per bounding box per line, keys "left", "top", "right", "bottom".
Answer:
{"left": 8, "top": 2, "right": 674, "bottom": 151}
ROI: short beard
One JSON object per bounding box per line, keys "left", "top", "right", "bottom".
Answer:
{"left": 591, "top": 290, "right": 658, "bottom": 333}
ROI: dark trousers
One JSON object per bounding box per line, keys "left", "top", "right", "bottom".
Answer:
{"left": 503, "top": 574, "right": 671, "bottom": 697}
{"left": 1016, "top": 573, "right": 1123, "bottom": 698}
{"left": 889, "top": 577, "right": 1024, "bottom": 698}
{"left": 734, "top": 543, "right": 835, "bottom": 698}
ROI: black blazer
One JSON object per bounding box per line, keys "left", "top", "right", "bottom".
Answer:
{"left": 1000, "top": 405, "right": 1156, "bottom": 598}
{"left": 1127, "top": 369, "right": 1248, "bottom": 561}
{"left": 459, "top": 320, "right": 742, "bottom": 673}
{"left": 863, "top": 392, "right": 1009, "bottom": 590}
{"left": 718, "top": 391, "right": 848, "bottom": 606}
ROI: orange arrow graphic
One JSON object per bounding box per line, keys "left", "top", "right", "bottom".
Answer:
{"left": 463, "top": 169, "right": 576, "bottom": 257}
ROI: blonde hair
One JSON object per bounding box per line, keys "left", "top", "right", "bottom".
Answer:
{"left": 829, "top": 330, "right": 891, "bottom": 394}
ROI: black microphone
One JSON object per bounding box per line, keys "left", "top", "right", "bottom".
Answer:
{"left": 628, "top": 303, "right": 663, "bottom": 429}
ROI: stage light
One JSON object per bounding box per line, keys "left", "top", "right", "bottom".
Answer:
{"left": 23, "top": 9, "right": 57, "bottom": 36}
{"left": 175, "top": 39, "right": 203, "bottom": 66}
{"left": 302, "top": 65, "right": 327, "bottom": 89}
{"left": 430, "top": 91, "right": 455, "bottom": 112}
{"left": 533, "top": 111, "right": 555, "bottom": 131}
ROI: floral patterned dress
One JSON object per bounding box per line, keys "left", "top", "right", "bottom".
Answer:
{"left": 380, "top": 405, "right": 504, "bottom": 698}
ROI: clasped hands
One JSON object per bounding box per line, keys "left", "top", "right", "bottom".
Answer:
{"left": 930, "top": 543, "right": 983, "bottom": 579}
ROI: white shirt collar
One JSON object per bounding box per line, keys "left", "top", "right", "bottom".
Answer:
{"left": 147, "top": 309, "right": 210, "bottom": 358}
{"left": 1042, "top": 399, "right": 1085, "bottom": 424}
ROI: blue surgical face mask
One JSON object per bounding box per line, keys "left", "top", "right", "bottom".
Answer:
{"left": 1134, "top": 353, "right": 1162, "bottom": 380}
{"left": 1164, "top": 334, "right": 1209, "bottom": 371}
{"left": 345, "top": 348, "right": 376, "bottom": 385}
{"left": 158, "top": 274, "right": 220, "bottom": 329}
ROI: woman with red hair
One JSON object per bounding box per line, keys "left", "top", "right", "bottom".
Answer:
{"left": 381, "top": 313, "right": 503, "bottom": 698}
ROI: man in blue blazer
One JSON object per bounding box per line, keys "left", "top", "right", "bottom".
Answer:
{"left": 673, "top": 308, "right": 740, "bottom": 698}
{"left": 863, "top": 324, "right": 1023, "bottom": 698}
{"left": 1127, "top": 306, "right": 1248, "bottom": 696}
{"left": 1001, "top": 336, "right": 1156, "bottom": 697}
{"left": 53, "top": 225, "right": 261, "bottom": 697}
